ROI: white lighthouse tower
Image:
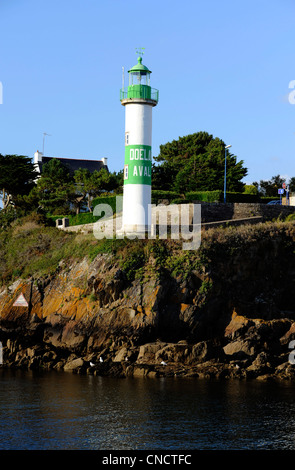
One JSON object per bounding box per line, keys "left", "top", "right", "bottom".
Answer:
{"left": 120, "top": 52, "right": 159, "bottom": 235}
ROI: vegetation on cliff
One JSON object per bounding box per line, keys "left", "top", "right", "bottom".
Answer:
{"left": 1, "top": 214, "right": 295, "bottom": 379}
{"left": 1, "top": 212, "right": 295, "bottom": 290}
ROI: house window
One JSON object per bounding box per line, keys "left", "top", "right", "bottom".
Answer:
{"left": 124, "top": 164, "right": 128, "bottom": 180}
{"left": 125, "top": 132, "right": 129, "bottom": 145}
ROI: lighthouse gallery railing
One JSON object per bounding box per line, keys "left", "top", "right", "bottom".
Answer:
{"left": 120, "top": 86, "right": 159, "bottom": 103}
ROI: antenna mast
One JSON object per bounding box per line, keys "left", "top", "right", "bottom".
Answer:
{"left": 43, "top": 132, "right": 51, "bottom": 155}
{"left": 135, "top": 47, "right": 145, "bottom": 58}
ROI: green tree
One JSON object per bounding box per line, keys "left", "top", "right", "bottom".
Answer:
{"left": 0, "top": 206, "right": 18, "bottom": 229}
{"left": 112, "top": 170, "right": 124, "bottom": 194}
{"left": 86, "top": 169, "right": 118, "bottom": 210}
{"left": 152, "top": 132, "right": 247, "bottom": 193}
{"left": 12, "top": 188, "right": 40, "bottom": 214}
{"left": 73, "top": 168, "right": 92, "bottom": 213}
{"left": 36, "top": 158, "right": 73, "bottom": 214}
{"left": 253, "top": 175, "right": 286, "bottom": 197}
{"left": 0, "top": 154, "right": 38, "bottom": 209}
{"left": 243, "top": 184, "right": 259, "bottom": 195}
{"left": 288, "top": 177, "right": 295, "bottom": 192}
{"left": 74, "top": 168, "right": 120, "bottom": 212}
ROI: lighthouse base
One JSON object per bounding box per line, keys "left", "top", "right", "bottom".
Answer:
{"left": 122, "top": 184, "right": 151, "bottom": 233}
{"left": 118, "top": 224, "right": 150, "bottom": 238}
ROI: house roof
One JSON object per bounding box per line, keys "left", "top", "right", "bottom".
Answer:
{"left": 39, "top": 156, "right": 108, "bottom": 175}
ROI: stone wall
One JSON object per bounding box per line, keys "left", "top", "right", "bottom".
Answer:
{"left": 198, "top": 202, "right": 295, "bottom": 223}
{"left": 153, "top": 202, "right": 295, "bottom": 227}
{"left": 61, "top": 202, "right": 295, "bottom": 235}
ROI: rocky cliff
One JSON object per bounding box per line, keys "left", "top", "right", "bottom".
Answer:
{"left": 1, "top": 218, "right": 295, "bottom": 380}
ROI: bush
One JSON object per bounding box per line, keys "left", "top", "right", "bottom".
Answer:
{"left": 243, "top": 184, "right": 259, "bottom": 195}
{"left": 47, "top": 213, "right": 97, "bottom": 226}
{"left": 151, "top": 190, "right": 182, "bottom": 204}
{"left": 119, "top": 244, "right": 146, "bottom": 281}
{"left": 0, "top": 207, "right": 18, "bottom": 229}
{"left": 185, "top": 191, "right": 222, "bottom": 202}
{"left": 170, "top": 198, "right": 189, "bottom": 204}
{"left": 68, "top": 213, "right": 101, "bottom": 225}
{"left": 186, "top": 191, "right": 261, "bottom": 203}
{"left": 92, "top": 195, "right": 121, "bottom": 214}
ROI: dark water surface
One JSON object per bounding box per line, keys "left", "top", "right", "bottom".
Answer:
{"left": 1, "top": 369, "right": 295, "bottom": 450}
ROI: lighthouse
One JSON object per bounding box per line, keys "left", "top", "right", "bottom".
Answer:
{"left": 120, "top": 53, "right": 159, "bottom": 235}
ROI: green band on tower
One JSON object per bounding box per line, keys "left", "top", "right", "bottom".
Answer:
{"left": 124, "top": 144, "right": 152, "bottom": 185}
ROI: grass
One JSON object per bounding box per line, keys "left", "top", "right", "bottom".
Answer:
{"left": 0, "top": 214, "right": 120, "bottom": 284}
{"left": 1, "top": 213, "right": 295, "bottom": 289}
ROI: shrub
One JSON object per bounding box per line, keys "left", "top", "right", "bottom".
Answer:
{"left": 186, "top": 191, "right": 261, "bottom": 203}
{"left": 68, "top": 213, "right": 100, "bottom": 225}
{"left": 47, "top": 212, "right": 101, "bottom": 227}
{"left": 0, "top": 207, "right": 18, "bottom": 229}
{"left": 92, "top": 195, "right": 120, "bottom": 214}
{"left": 151, "top": 190, "right": 182, "bottom": 204}
{"left": 185, "top": 191, "right": 222, "bottom": 202}
{"left": 120, "top": 244, "right": 146, "bottom": 281}
{"left": 170, "top": 198, "right": 189, "bottom": 204}
{"left": 243, "top": 184, "right": 259, "bottom": 195}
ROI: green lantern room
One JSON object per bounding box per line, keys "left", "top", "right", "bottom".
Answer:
{"left": 120, "top": 56, "right": 159, "bottom": 104}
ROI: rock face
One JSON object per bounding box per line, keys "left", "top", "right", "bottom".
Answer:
{"left": 1, "top": 225, "right": 295, "bottom": 381}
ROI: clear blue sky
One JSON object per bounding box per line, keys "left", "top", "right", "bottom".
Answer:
{"left": 0, "top": 0, "right": 295, "bottom": 184}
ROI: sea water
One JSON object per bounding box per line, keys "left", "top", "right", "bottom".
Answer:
{"left": 0, "top": 369, "right": 295, "bottom": 450}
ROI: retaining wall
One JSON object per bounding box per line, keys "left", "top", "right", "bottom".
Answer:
{"left": 60, "top": 202, "right": 295, "bottom": 234}
{"left": 197, "top": 202, "right": 295, "bottom": 223}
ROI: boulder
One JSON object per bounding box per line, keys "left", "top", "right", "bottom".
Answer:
{"left": 43, "top": 315, "right": 86, "bottom": 351}
{"left": 113, "top": 347, "right": 128, "bottom": 362}
{"left": 136, "top": 342, "right": 167, "bottom": 363}
{"left": 192, "top": 340, "right": 216, "bottom": 362}
{"left": 280, "top": 322, "right": 295, "bottom": 346}
{"left": 155, "top": 343, "right": 191, "bottom": 364}
{"left": 223, "top": 339, "right": 256, "bottom": 359}
{"left": 246, "top": 352, "right": 273, "bottom": 376}
{"left": 64, "top": 357, "right": 84, "bottom": 372}
{"left": 225, "top": 312, "right": 254, "bottom": 339}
